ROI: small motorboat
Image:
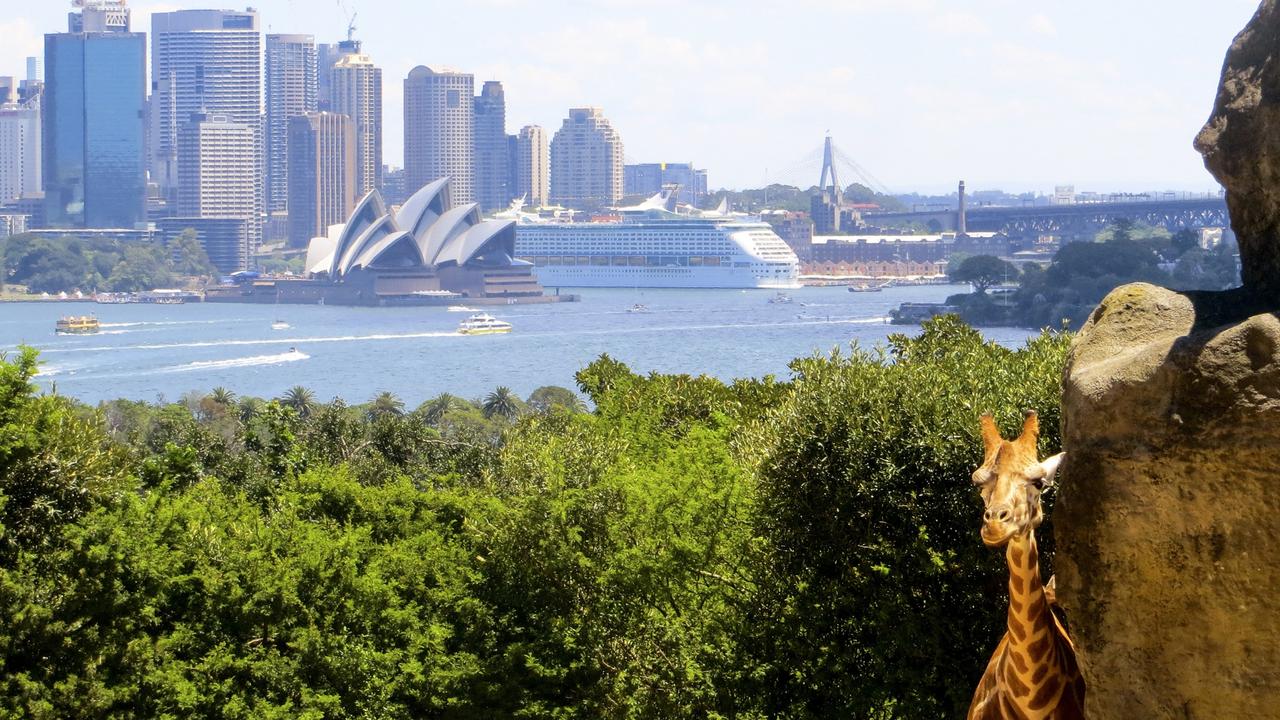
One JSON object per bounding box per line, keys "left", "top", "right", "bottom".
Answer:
{"left": 271, "top": 320, "right": 290, "bottom": 330}
{"left": 628, "top": 303, "right": 650, "bottom": 314}
{"left": 768, "top": 292, "right": 793, "bottom": 304}
{"left": 457, "top": 313, "right": 512, "bottom": 335}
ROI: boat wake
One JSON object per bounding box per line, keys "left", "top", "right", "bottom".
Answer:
{"left": 41, "top": 330, "right": 463, "bottom": 354}
{"left": 99, "top": 319, "right": 237, "bottom": 328}
{"left": 157, "top": 350, "right": 310, "bottom": 373}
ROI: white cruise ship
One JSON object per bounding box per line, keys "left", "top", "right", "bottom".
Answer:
{"left": 513, "top": 214, "right": 802, "bottom": 289}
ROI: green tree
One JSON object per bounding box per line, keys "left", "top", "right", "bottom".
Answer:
{"left": 366, "top": 391, "right": 405, "bottom": 420}
{"left": 526, "top": 385, "right": 586, "bottom": 413}
{"left": 209, "top": 386, "right": 236, "bottom": 406}
{"left": 168, "top": 228, "right": 216, "bottom": 277}
{"left": 740, "top": 316, "right": 1071, "bottom": 718}
{"left": 1171, "top": 228, "right": 1200, "bottom": 256}
{"left": 106, "top": 244, "right": 174, "bottom": 292}
{"left": 949, "top": 254, "right": 1017, "bottom": 293}
{"left": 279, "top": 385, "right": 316, "bottom": 418}
{"left": 1110, "top": 217, "right": 1134, "bottom": 243}
{"left": 482, "top": 386, "right": 522, "bottom": 420}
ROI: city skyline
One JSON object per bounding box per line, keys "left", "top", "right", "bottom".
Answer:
{"left": 0, "top": 1, "right": 1260, "bottom": 194}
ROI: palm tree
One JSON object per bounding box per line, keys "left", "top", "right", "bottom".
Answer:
{"left": 209, "top": 386, "right": 236, "bottom": 406}
{"left": 416, "top": 393, "right": 467, "bottom": 425}
{"left": 367, "top": 391, "right": 405, "bottom": 420}
{"left": 280, "top": 385, "right": 316, "bottom": 418}
{"left": 482, "top": 386, "right": 521, "bottom": 420}
{"left": 238, "top": 397, "right": 263, "bottom": 424}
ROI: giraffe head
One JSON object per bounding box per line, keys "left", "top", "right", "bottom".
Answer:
{"left": 971, "top": 410, "right": 1063, "bottom": 547}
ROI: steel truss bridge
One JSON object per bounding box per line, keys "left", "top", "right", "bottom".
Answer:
{"left": 865, "top": 197, "right": 1228, "bottom": 238}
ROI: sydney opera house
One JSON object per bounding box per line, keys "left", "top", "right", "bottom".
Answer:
{"left": 207, "top": 178, "right": 556, "bottom": 305}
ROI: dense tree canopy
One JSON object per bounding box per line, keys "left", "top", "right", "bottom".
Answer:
{"left": 2, "top": 230, "right": 215, "bottom": 295}
{"left": 0, "top": 321, "right": 1071, "bottom": 717}
{"left": 949, "top": 254, "right": 1018, "bottom": 293}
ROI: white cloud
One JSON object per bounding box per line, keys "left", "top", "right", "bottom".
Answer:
{"left": 929, "top": 11, "right": 992, "bottom": 36}
{"left": 1029, "top": 13, "right": 1057, "bottom": 36}
{"left": 0, "top": 19, "right": 42, "bottom": 81}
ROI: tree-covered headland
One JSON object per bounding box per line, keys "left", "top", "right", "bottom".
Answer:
{"left": 942, "top": 220, "right": 1240, "bottom": 328}
{"left": 0, "top": 317, "right": 1070, "bottom": 718}
{"left": 1, "top": 229, "right": 216, "bottom": 295}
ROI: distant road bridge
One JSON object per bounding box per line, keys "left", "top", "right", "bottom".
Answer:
{"left": 865, "top": 197, "right": 1228, "bottom": 238}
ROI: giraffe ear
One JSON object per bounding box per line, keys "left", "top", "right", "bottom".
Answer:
{"left": 979, "top": 413, "right": 1002, "bottom": 456}
{"left": 1017, "top": 410, "right": 1039, "bottom": 449}
{"left": 1027, "top": 453, "right": 1064, "bottom": 488}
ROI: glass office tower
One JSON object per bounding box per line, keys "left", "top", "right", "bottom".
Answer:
{"left": 43, "top": 31, "right": 146, "bottom": 228}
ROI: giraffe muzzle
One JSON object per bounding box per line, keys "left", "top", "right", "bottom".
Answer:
{"left": 981, "top": 504, "right": 1017, "bottom": 546}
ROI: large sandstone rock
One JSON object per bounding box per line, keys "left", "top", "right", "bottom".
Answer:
{"left": 1195, "top": 0, "right": 1280, "bottom": 299}
{"left": 1056, "top": 283, "right": 1280, "bottom": 718}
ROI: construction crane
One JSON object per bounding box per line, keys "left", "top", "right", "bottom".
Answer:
{"left": 336, "top": 0, "right": 357, "bottom": 42}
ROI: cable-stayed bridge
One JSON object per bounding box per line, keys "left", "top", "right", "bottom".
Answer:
{"left": 788, "top": 136, "right": 1228, "bottom": 238}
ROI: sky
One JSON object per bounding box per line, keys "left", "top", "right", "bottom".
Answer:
{"left": 0, "top": 0, "right": 1263, "bottom": 194}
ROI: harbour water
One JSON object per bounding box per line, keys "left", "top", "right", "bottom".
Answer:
{"left": 4, "top": 285, "right": 1040, "bottom": 406}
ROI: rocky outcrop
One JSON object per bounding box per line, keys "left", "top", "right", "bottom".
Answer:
{"left": 1056, "top": 284, "right": 1280, "bottom": 718}
{"left": 1056, "top": 5, "right": 1280, "bottom": 715}
{"left": 1195, "top": 0, "right": 1280, "bottom": 300}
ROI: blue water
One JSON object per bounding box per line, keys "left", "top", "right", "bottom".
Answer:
{"left": 1, "top": 285, "right": 1038, "bottom": 406}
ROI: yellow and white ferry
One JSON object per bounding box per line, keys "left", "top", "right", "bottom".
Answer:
{"left": 457, "top": 313, "right": 512, "bottom": 335}
{"left": 55, "top": 315, "right": 100, "bottom": 334}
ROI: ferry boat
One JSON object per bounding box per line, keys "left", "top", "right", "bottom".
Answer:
{"left": 514, "top": 213, "right": 801, "bottom": 289}
{"left": 55, "top": 315, "right": 100, "bottom": 334}
{"left": 457, "top": 313, "right": 512, "bottom": 335}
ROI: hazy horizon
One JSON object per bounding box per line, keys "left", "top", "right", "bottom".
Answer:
{"left": 1, "top": 1, "right": 1259, "bottom": 195}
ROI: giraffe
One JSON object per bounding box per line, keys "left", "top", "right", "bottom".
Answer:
{"left": 967, "top": 410, "right": 1085, "bottom": 720}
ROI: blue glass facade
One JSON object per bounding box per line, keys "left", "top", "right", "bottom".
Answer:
{"left": 43, "top": 32, "right": 145, "bottom": 228}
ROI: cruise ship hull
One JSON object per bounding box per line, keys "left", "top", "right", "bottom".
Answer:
{"left": 515, "top": 217, "right": 802, "bottom": 290}
{"left": 531, "top": 265, "right": 801, "bottom": 289}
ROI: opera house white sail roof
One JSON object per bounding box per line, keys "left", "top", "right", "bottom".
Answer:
{"left": 305, "top": 177, "right": 522, "bottom": 278}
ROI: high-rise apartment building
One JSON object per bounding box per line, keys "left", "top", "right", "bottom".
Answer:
{"left": 473, "top": 80, "right": 509, "bottom": 212}
{"left": 317, "top": 39, "right": 359, "bottom": 112}
{"left": 150, "top": 9, "right": 261, "bottom": 198}
{"left": 43, "top": 4, "right": 145, "bottom": 228}
{"left": 550, "top": 107, "right": 624, "bottom": 208}
{"left": 514, "top": 125, "right": 549, "bottom": 207}
{"left": 624, "top": 162, "right": 708, "bottom": 205}
{"left": 265, "top": 34, "right": 317, "bottom": 215}
{"left": 0, "top": 100, "right": 41, "bottom": 204}
{"left": 331, "top": 50, "right": 382, "bottom": 196}
{"left": 404, "top": 66, "right": 473, "bottom": 202}
{"left": 287, "top": 112, "right": 355, "bottom": 248}
{"left": 174, "top": 113, "right": 261, "bottom": 271}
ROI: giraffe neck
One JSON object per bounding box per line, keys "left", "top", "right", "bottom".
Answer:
{"left": 1005, "top": 532, "right": 1052, "bottom": 644}
{"left": 1002, "top": 531, "right": 1066, "bottom": 712}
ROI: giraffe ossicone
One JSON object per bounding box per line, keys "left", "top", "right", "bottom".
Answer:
{"left": 967, "top": 410, "right": 1085, "bottom": 720}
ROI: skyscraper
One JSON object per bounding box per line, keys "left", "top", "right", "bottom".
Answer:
{"left": 317, "top": 39, "right": 359, "bottom": 112}
{"left": 514, "top": 125, "right": 549, "bottom": 207}
{"left": 0, "top": 100, "right": 41, "bottom": 204}
{"left": 331, "top": 50, "right": 382, "bottom": 196}
{"left": 265, "top": 34, "right": 317, "bottom": 215}
{"left": 473, "top": 80, "right": 509, "bottom": 212}
{"left": 287, "top": 112, "right": 355, "bottom": 248}
{"left": 43, "top": 2, "right": 145, "bottom": 228}
{"left": 150, "top": 9, "right": 261, "bottom": 198}
{"left": 173, "top": 113, "right": 261, "bottom": 271}
{"left": 404, "top": 66, "right": 473, "bottom": 202}
{"left": 550, "top": 107, "right": 624, "bottom": 208}
{"left": 624, "top": 162, "right": 708, "bottom": 205}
